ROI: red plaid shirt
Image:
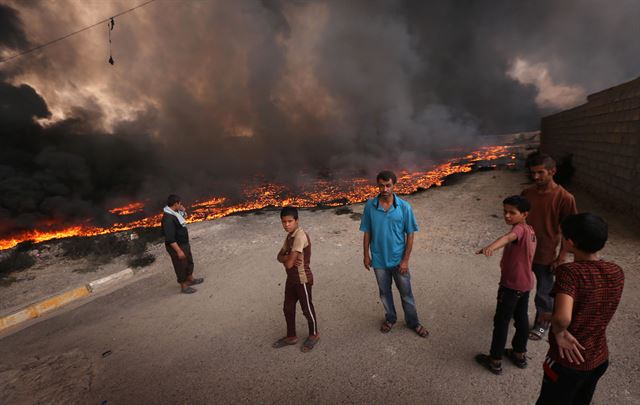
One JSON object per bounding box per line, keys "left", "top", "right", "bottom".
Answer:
{"left": 548, "top": 260, "right": 624, "bottom": 370}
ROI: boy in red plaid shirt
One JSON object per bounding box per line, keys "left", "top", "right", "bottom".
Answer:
{"left": 536, "top": 213, "right": 624, "bottom": 404}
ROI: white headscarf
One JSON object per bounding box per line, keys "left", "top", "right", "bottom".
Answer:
{"left": 163, "top": 206, "right": 187, "bottom": 227}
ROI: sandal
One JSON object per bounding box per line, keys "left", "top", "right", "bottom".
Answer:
{"left": 380, "top": 321, "right": 394, "bottom": 333}
{"left": 301, "top": 336, "right": 319, "bottom": 352}
{"left": 272, "top": 337, "right": 297, "bottom": 349}
{"left": 475, "top": 354, "right": 502, "bottom": 375}
{"left": 414, "top": 324, "right": 429, "bottom": 338}
{"left": 505, "top": 348, "right": 528, "bottom": 369}
{"left": 528, "top": 326, "right": 546, "bottom": 341}
{"left": 181, "top": 286, "right": 197, "bottom": 294}
{"left": 189, "top": 277, "right": 204, "bottom": 285}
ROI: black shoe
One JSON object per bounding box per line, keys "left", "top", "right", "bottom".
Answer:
{"left": 475, "top": 354, "right": 502, "bottom": 375}
{"left": 189, "top": 277, "right": 204, "bottom": 286}
{"left": 505, "top": 348, "right": 528, "bottom": 368}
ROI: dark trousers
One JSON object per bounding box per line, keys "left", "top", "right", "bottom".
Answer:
{"left": 166, "top": 243, "right": 194, "bottom": 283}
{"left": 489, "top": 286, "right": 530, "bottom": 359}
{"left": 533, "top": 263, "right": 554, "bottom": 326}
{"left": 536, "top": 359, "right": 609, "bottom": 405}
{"left": 283, "top": 281, "right": 318, "bottom": 337}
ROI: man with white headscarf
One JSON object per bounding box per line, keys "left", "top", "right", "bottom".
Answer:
{"left": 161, "top": 194, "right": 204, "bottom": 294}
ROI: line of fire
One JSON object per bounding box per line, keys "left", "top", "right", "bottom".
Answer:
{"left": 0, "top": 145, "right": 517, "bottom": 251}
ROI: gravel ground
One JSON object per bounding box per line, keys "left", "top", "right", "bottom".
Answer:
{"left": 0, "top": 168, "right": 638, "bottom": 404}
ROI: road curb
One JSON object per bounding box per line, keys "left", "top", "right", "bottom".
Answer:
{"left": 88, "top": 268, "right": 134, "bottom": 292}
{"left": 0, "top": 268, "right": 134, "bottom": 333}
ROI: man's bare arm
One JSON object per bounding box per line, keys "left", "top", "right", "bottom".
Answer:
{"left": 399, "top": 233, "right": 414, "bottom": 274}
{"left": 169, "top": 242, "right": 185, "bottom": 259}
{"left": 363, "top": 232, "right": 372, "bottom": 270}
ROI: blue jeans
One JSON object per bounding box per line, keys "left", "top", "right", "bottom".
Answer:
{"left": 374, "top": 266, "right": 420, "bottom": 328}
{"left": 533, "top": 263, "right": 554, "bottom": 327}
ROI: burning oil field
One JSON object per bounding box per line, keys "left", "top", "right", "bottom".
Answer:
{"left": 0, "top": 143, "right": 529, "bottom": 252}
{"left": 3, "top": 0, "right": 634, "bottom": 257}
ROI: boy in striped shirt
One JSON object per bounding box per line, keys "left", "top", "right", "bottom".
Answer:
{"left": 272, "top": 206, "right": 319, "bottom": 353}
{"left": 536, "top": 213, "right": 624, "bottom": 404}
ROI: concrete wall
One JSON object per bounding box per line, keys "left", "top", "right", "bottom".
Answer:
{"left": 540, "top": 76, "right": 640, "bottom": 219}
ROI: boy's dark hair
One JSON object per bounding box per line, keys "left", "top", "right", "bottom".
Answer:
{"left": 376, "top": 170, "right": 397, "bottom": 184}
{"left": 280, "top": 206, "right": 299, "bottom": 220}
{"left": 526, "top": 152, "right": 556, "bottom": 170}
{"left": 167, "top": 194, "right": 181, "bottom": 207}
{"left": 561, "top": 213, "right": 608, "bottom": 253}
{"left": 503, "top": 195, "right": 531, "bottom": 213}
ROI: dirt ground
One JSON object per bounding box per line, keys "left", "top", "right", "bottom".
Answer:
{"left": 0, "top": 168, "right": 638, "bottom": 404}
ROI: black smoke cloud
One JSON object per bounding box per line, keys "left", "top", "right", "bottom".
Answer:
{"left": 0, "top": 3, "right": 29, "bottom": 51}
{"left": 1, "top": 1, "right": 639, "bottom": 236}
{"left": 0, "top": 78, "right": 161, "bottom": 236}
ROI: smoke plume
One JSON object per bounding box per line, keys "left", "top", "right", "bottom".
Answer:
{"left": 1, "top": 0, "right": 639, "bottom": 236}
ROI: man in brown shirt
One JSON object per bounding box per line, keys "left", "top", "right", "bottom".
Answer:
{"left": 522, "top": 153, "right": 577, "bottom": 340}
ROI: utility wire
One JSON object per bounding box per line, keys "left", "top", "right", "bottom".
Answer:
{"left": 0, "top": 0, "right": 157, "bottom": 65}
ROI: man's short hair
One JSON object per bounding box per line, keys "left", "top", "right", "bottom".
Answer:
{"left": 280, "top": 206, "right": 299, "bottom": 220}
{"left": 561, "top": 213, "right": 608, "bottom": 253}
{"left": 167, "top": 194, "right": 181, "bottom": 207}
{"left": 376, "top": 170, "right": 397, "bottom": 184}
{"left": 503, "top": 195, "right": 531, "bottom": 213}
{"left": 527, "top": 152, "right": 556, "bottom": 169}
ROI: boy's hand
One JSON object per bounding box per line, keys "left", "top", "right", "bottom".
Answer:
{"left": 363, "top": 255, "right": 372, "bottom": 271}
{"left": 476, "top": 246, "right": 494, "bottom": 256}
{"left": 554, "top": 330, "right": 585, "bottom": 364}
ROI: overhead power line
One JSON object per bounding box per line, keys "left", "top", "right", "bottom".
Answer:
{"left": 0, "top": 0, "right": 157, "bottom": 65}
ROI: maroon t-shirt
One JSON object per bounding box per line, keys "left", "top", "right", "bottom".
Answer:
{"left": 548, "top": 260, "right": 624, "bottom": 370}
{"left": 500, "top": 223, "right": 536, "bottom": 291}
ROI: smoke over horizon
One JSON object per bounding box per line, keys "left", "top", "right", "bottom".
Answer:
{"left": 1, "top": 0, "right": 639, "bottom": 236}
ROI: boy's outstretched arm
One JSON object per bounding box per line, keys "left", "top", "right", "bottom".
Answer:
{"left": 476, "top": 231, "right": 518, "bottom": 256}
{"left": 552, "top": 293, "right": 585, "bottom": 364}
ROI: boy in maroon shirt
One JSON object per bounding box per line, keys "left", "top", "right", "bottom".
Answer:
{"left": 475, "top": 195, "right": 537, "bottom": 375}
{"left": 272, "top": 206, "right": 320, "bottom": 353}
{"left": 536, "top": 213, "right": 624, "bottom": 404}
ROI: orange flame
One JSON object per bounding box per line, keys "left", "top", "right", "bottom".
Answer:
{"left": 0, "top": 145, "right": 514, "bottom": 251}
{"left": 108, "top": 202, "right": 145, "bottom": 216}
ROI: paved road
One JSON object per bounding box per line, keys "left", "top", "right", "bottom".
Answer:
{"left": 1, "top": 170, "right": 638, "bottom": 404}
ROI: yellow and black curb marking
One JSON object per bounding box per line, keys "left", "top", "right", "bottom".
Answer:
{"left": 0, "top": 268, "right": 134, "bottom": 333}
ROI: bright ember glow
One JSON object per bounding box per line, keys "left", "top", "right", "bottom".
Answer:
{"left": 109, "top": 202, "right": 145, "bottom": 216}
{"left": 0, "top": 145, "right": 514, "bottom": 251}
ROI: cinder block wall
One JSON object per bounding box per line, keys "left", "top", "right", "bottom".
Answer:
{"left": 540, "top": 76, "right": 640, "bottom": 220}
